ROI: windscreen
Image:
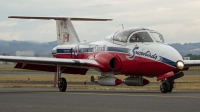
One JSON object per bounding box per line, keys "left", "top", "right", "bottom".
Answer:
{"left": 129, "top": 32, "right": 153, "bottom": 42}
{"left": 113, "top": 29, "right": 135, "bottom": 43}
{"left": 150, "top": 32, "right": 165, "bottom": 43}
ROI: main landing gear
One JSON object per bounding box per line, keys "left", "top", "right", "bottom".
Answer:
{"left": 58, "top": 78, "right": 67, "bottom": 92}
{"left": 57, "top": 65, "right": 67, "bottom": 92}
{"left": 160, "top": 80, "right": 174, "bottom": 93}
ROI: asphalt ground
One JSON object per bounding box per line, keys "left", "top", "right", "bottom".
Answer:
{"left": 0, "top": 88, "right": 200, "bottom": 112}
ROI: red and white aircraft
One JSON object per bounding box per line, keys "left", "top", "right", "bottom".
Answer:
{"left": 0, "top": 16, "right": 200, "bottom": 93}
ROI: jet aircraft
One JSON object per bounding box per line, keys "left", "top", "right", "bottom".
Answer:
{"left": 0, "top": 16, "right": 200, "bottom": 93}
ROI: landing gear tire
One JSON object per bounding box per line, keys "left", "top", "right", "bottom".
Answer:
{"left": 58, "top": 78, "right": 67, "bottom": 92}
{"left": 168, "top": 80, "right": 174, "bottom": 92}
{"left": 90, "top": 76, "right": 94, "bottom": 83}
{"left": 160, "top": 81, "right": 169, "bottom": 93}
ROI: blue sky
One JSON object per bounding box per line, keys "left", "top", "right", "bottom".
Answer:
{"left": 0, "top": 0, "right": 200, "bottom": 43}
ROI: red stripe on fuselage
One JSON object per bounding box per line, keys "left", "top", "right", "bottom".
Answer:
{"left": 54, "top": 52, "right": 177, "bottom": 76}
{"left": 126, "top": 56, "right": 176, "bottom": 76}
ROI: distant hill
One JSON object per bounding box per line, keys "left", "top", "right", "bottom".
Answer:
{"left": 169, "top": 43, "right": 200, "bottom": 56}
{"left": 0, "top": 40, "right": 200, "bottom": 57}
{"left": 0, "top": 40, "right": 57, "bottom": 56}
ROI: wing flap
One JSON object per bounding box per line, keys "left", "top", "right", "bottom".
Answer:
{"left": 15, "top": 63, "right": 88, "bottom": 74}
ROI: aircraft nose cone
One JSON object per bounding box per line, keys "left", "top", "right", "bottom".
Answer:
{"left": 161, "top": 45, "right": 183, "bottom": 68}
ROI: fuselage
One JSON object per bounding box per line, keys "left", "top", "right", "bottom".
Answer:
{"left": 52, "top": 28, "right": 183, "bottom": 77}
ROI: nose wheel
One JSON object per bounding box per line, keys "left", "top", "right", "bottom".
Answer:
{"left": 58, "top": 78, "right": 67, "bottom": 92}
{"left": 167, "top": 80, "right": 174, "bottom": 92}
{"left": 160, "top": 81, "right": 169, "bottom": 93}
{"left": 160, "top": 80, "right": 174, "bottom": 93}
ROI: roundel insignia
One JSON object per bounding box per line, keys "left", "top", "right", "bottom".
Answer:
{"left": 74, "top": 45, "right": 79, "bottom": 57}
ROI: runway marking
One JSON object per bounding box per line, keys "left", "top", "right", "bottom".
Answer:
{"left": 14, "top": 106, "right": 33, "bottom": 108}
{"left": 65, "top": 92, "right": 200, "bottom": 99}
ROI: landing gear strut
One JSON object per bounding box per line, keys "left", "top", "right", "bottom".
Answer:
{"left": 160, "top": 80, "right": 174, "bottom": 93}
{"left": 57, "top": 65, "right": 67, "bottom": 92}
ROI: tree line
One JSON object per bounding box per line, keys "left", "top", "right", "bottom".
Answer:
{"left": 185, "top": 54, "right": 200, "bottom": 60}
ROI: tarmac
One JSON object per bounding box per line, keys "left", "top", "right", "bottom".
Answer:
{"left": 0, "top": 88, "right": 200, "bottom": 112}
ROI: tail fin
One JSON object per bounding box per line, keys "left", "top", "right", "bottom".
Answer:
{"left": 56, "top": 19, "right": 80, "bottom": 44}
{"left": 8, "top": 16, "right": 112, "bottom": 45}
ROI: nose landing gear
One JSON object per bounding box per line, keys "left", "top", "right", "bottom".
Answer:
{"left": 160, "top": 80, "right": 174, "bottom": 93}
{"left": 160, "top": 71, "right": 184, "bottom": 93}
{"left": 167, "top": 80, "right": 174, "bottom": 92}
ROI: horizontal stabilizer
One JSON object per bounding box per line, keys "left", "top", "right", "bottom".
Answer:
{"left": 184, "top": 60, "right": 200, "bottom": 67}
{"left": 8, "top": 16, "right": 113, "bottom": 21}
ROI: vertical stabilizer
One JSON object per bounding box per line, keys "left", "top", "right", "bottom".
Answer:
{"left": 56, "top": 19, "right": 80, "bottom": 45}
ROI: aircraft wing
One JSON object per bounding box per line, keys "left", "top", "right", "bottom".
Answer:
{"left": 183, "top": 60, "right": 200, "bottom": 67}
{"left": 0, "top": 56, "right": 98, "bottom": 68}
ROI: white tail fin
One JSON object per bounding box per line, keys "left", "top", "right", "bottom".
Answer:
{"left": 56, "top": 19, "right": 80, "bottom": 44}
{"left": 8, "top": 16, "right": 112, "bottom": 45}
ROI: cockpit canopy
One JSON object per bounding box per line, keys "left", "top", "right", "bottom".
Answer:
{"left": 112, "top": 28, "right": 165, "bottom": 43}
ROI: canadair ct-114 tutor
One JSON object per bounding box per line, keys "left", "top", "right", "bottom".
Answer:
{"left": 0, "top": 16, "right": 200, "bottom": 93}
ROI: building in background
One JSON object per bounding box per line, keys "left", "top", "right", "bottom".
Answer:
{"left": 184, "top": 57, "right": 190, "bottom": 60}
